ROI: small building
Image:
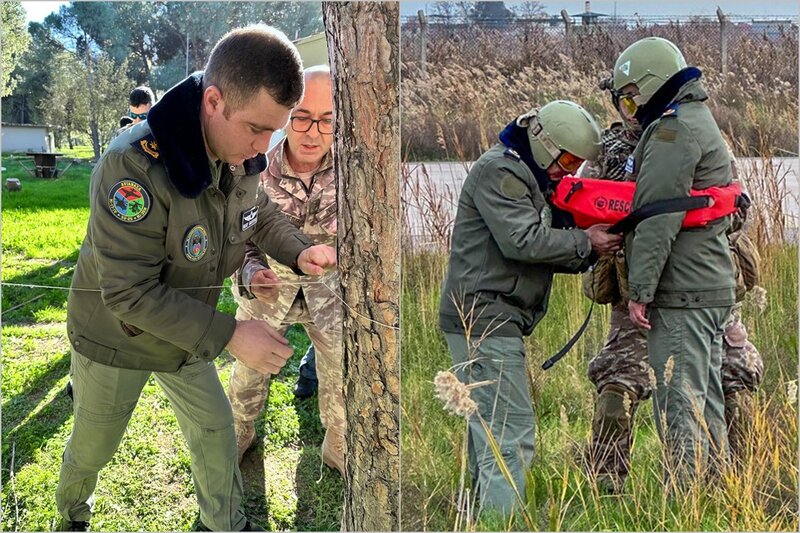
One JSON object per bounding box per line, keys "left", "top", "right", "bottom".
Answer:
{"left": 268, "top": 32, "right": 330, "bottom": 151}
{"left": 573, "top": 1, "right": 607, "bottom": 26}
{"left": 294, "top": 32, "right": 329, "bottom": 67}
{"left": 1, "top": 123, "right": 54, "bottom": 153}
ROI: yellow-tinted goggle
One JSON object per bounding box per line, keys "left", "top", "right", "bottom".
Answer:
{"left": 556, "top": 151, "right": 584, "bottom": 173}
{"left": 619, "top": 94, "right": 638, "bottom": 117}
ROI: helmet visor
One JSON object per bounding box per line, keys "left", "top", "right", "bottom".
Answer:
{"left": 556, "top": 151, "right": 584, "bottom": 173}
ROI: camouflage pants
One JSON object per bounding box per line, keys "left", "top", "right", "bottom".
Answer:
{"left": 586, "top": 302, "right": 762, "bottom": 488}
{"left": 228, "top": 295, "right": 345, "bottom": 467}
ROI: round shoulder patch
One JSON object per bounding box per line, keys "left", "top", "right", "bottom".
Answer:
{"left": 183, "top": 225, "right": 209, "bottom": 262}
{"left": 500, "top": 173, "right": 528, "bottom": 200}
{"left": 108, "top": 179, "right": 151, "bottom": 223}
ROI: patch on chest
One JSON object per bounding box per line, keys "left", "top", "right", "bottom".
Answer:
{"left": 183, "top": 224, "right": 209, "bottom": 262}
{"left": 624, "top": 155, "right": 635, "bottom": 174}
{"left": 654, "top": 124, "right": 677, "bottom": 142}
{"left": 241, "top": 206, "right": 259, "bottom": 231}
{"left": 108, "top": 179, "right": 151, "bottom": 223}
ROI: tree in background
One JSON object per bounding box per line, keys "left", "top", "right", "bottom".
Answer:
{"left": 323, "top": 2, "right": 400, "bottom": 530}
{"left": 1, "top": 0, "right": 32, "bottom": 97}
{"left": 41, "top": 51, "right": 88, "bottom": 149}
{"left": 510, "top": 1, "right": 547, "bottom": 19}
{"left": 4, "top": 2, "right": 325, "bottom": 152}
{"left": 430, "top": 2, "right": 475, "bottom": 24}
{"left": 1, "top": 22, "right": 62, "bottom": 124}
{"left": 152, "top": 2, "right": 323, "bottom": 92}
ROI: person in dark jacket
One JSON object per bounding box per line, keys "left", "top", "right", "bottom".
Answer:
{"left": 56, "top": 26, "right": 335, "bottom": 532}
{"left": 615, "top": 37, "right": 737, "bottom": 486}
{"left": 439, "top": 100, "right": 621, "bottom": 514}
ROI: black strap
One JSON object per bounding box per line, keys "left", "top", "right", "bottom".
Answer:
{"left": 563, "top": 180, "right": 583, "bottom": 203}
{"left": 609, "top": 195, "right": 711, "bottom": 234}
{"left": 541, "top": 298, "right": 594, "bottom": 370}
{"left": 541, "top": 191, "right": 742, "bottom": 370}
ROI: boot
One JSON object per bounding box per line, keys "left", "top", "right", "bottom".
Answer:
{"left": 293, "top": 374, "right": 318, "bottom": 399}
{"left": 58, "top": 520, "right": 89, "bottom": 531}
{"left": 585, "top": 384, "right": 639, "bottom": 493}
{"left": 724, "top": 389, "right": 756, "bottom": 464}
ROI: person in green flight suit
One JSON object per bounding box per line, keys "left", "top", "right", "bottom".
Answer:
{"left": 56, "top": 26, "right": 336, "bottom": 532}
{"left": 438, "top": 100, "right": 622, "bottom": 514}
{"left": 615, "top": 37, "right": 737, "bottom": 486}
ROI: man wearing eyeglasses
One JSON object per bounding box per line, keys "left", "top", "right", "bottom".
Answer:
{"left": 228, "top": 66, "right": 345, "bottom": 474}
{"left": 438, "top": 100, "right": 621, "bottom": 515}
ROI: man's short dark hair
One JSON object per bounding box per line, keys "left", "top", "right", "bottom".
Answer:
{"left": 203, "top": 25, "right": 304, "bottom": 115}
{"left": 129, "top": 86, "right": 154, "bottom": 107}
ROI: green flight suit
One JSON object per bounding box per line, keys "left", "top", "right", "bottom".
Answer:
{"left": 57, "top": 73, "right": 313, "bottom": 530}
{"left": 626, "top": 77, "right": 736, "bottom": 484}
{"left": 439, "top": 143, "right": 594, "bottom": 514}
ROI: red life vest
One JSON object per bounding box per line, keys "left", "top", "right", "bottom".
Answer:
{"left": 552, "top": 177, "right": 744, "bottom": 230}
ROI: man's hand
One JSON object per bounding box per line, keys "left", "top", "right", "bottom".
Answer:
{"left": 226, "top": 320, "right": 293, "bottom": 375}
{"left": 297, "top": 244, "right": 336, "bottom": 276}
{"left": 251, "top": 268, "right": 280, "bottom": 303}
{"left": 628, "top": 300, "right": 651, "bottom": 330}
{"left": 585, "top": 223, "right": 623, "bottom": 255}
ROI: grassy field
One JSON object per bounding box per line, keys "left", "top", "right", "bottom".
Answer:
{"left": 0, "top": 151, "right": 343, "bottom": 531}
{"left": 400, "top": 243, "right": 798, "bottom": 531}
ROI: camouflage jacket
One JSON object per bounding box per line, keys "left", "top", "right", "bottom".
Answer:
{"left": 578, "top": 122, "right": 639, "bottom": 181}
{"left": 234, "top": 138, "right": 338, "bottom": 330}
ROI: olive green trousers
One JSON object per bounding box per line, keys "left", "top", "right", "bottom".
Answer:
{"left": 56, "top": 349, "right": 246, "bottom": 531}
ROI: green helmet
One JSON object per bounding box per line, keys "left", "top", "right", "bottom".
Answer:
{"left": 517, "top": 100, "right": 602, "bottom": 170}
{"left": 613, "top": 37, "right": 687, "bottom": 102}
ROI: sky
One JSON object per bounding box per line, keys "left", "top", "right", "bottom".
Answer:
{"left": 22, "top": 1, "right": 66, "bottom": 24}
{"left": 401, "top": 1, "right": 799, "bottom": 18}
{"left": 21, "top": 1, "right": 799, "bottom": 26}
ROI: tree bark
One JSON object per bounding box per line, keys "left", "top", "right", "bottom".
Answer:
{"left": 322, "top": 2, "right": 400, "bottom": 531}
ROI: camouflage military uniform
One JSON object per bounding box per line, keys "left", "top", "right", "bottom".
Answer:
{"left": 227, "top": 138, "right": 344, "bottom": 471}
{"left": 581, "top": 122, "right": 763, "bottom": 489}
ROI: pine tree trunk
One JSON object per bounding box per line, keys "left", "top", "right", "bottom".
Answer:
{"left": 322, "top": 2, "right": 400, "bottom": 531}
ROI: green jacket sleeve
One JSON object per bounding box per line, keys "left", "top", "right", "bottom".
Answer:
{"left": 472, "top": 163, "right": 592, "bottom": 270}
{"left": 90, "top": 152, "right": 236, "bottom": 360}
{"left": 627, "top": 118, "right": 702, "bottom": 303}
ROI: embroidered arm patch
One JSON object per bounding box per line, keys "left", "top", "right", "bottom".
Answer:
{"left": 108, "top": 179, "right": 151, "bottom": 223}
{"left": 500, "top": 173, "right": 528, "bottom": 199}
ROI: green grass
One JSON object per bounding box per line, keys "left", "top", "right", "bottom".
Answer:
{"left": 56, "top": 146, "right": 97, "bottom": 161}
{"left": 1, "top": 151, "right": 343, "bottom": 531}
{"left": 401, "top": 248, "right": 799, "bottom": 531}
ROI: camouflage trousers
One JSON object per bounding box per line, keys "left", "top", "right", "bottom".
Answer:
{"left": 586, "top": 302, "right": 763, "bottom": 489}
{"left": 228, "top": 295, "right": 345, "bottom": 469}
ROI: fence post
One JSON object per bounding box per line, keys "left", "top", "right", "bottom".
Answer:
{"left": 561, "top": 9, "right": 572, "bottom": 40}
{"left": 717, "top": 7, "right": 728, "bottom": 76}
{"left": 418, "top": 10, "right": 428, "bottom": 76}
